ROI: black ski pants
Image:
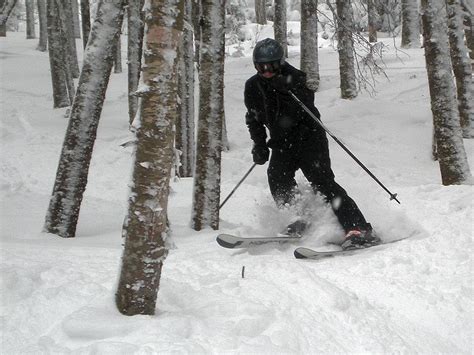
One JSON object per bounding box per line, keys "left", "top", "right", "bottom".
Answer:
{"left": 267, "top": 137, "right": 369, "bottom": 232}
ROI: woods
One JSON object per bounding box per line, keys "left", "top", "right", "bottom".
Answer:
{"left": 1, "top": 0, "right": 473, "bottom": 322}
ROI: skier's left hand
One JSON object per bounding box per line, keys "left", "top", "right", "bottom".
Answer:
{"left": 271, "top": 74, "right": 293, "bottom": 94}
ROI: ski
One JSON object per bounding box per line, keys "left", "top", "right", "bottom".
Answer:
{"left": 294, "top": 237, "right": 409, "bottom": 260}
{"left": 216, "top": 233, "right": 302, "bottom": 249}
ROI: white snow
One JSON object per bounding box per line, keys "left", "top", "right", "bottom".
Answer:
{"left": 1, "top": 23, "right": 473, "bottom": 354}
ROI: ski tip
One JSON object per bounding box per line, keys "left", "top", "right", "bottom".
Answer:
{"left": 216, "top": 235, "right": 242, "bottom": 249}
{"left": 294, "top": 249, "right": 307, "bottom": 259}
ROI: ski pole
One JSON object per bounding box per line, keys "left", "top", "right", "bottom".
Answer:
{"left": 219, "top": 163, "right": 258, "bottom": 210}
{"left": 289, "top": 91, "right": 400, "bottom": 204}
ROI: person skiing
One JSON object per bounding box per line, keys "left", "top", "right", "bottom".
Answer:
{"left": 244, "top": 38, "right": 380, "bottom": 250}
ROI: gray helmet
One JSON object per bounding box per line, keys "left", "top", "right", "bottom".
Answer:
{"left": 253, "top": 38, "right": 284, "bottom": 64}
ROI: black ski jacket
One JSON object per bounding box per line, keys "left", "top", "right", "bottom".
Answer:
{"left": 244, "top": 63, "right": 325, "bottom": 149}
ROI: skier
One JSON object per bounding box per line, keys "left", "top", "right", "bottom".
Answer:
{"left": 244, "top": 38, "right": 380, "bottom": 250}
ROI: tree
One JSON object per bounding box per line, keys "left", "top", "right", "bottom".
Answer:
{"left": 0, "top": 0, "right": 18, "bottom": 37}
{"left": 300, "top": 0, "right": 319, "bottom": 91}
{"left": 336, "top": 0, "right": 357, "bottom": 99}
{"left": 401, "top": 0, "right": 420, "bottom": 48}
{"left": 116, "top": 0, "right": 184, "bottom": 316}
{"left": 191, "top": 0, "right": 226, "bottom": 231}
{"left": 255, "top": 0, "right": 266, "bottom": 25}
{"left": 80, "top": 0, "right": 90, "bottom": 48}
{"left": 46, "top": 0, "right": 72, "bottom": 108}
{"left": 367, "top": 0, "right": 377, "bottom": 43}
{"left": 113, "top": 34, "right": 122, "bottom": 73}
{"left": 176, "top": 0, "right": 195, "bottom": 177}
{"left": 37, "top": 0, "right": 47, "bottom": 51}
{"left": 421, "top": 0, "right": 472, "bottom": 185}
{"left": 44, "top": 0, "right": 126, "bottom": 238}
{"left": 274, "top": 0, "right": 287, "bottom": 57}
{"left": 447, "top": 0, "right": 474, "bottom": 138}
{"left": 25, "top": 0, "right": 35, "bottom": 39}
{"left": 462, "top": 1, "right": 473, "bottom": 59}
{"left": 127, "top": 0, "right": 145, "bottom": 123}
{"left": 70, "top": 0, "right": 81, "bottom": 38}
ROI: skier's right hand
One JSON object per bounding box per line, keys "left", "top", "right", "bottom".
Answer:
{"left": 251, "top": 145, "right": 269, "bottom": 165}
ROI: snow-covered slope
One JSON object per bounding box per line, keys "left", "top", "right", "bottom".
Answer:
{"left": 1, "top": 29, "right": 472, "bottom": 354}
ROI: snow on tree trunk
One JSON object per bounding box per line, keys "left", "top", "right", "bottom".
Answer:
{"left": 447, "top": 0, "right": 474, "bottom": 138}
{"left": 127, "top": 0, "right": 145, "bottom": 124}
{"left": 336, "top": 0, "right": 357, "bottom": 99}
{"left": 46, "top": 0, "right": 70, "bottom": 108}
{"left": 44, "top": 0, "right": 126, "bottom": 238}
{"left": 25, "top": 0, "right": 35, "bottom": 39}
{"left": 274, "top": 0, "right": 287, "bottom": 57}
{"left": 421, "top": 0, "right": 472, "bottom": 185}
{"left": 368, "top": 0, "right": 377, "bottom": 43}
{"left": 37, "top": 0, "right": 47, "bottom": 51}
{"left": 176, "top": 0, "right": 195, "bottom": 177}
{"left": 300, "top": 0, "right": 319, "bottom": 91}
{"left": 191, "top": 0, "right": 225, "bottom": 231}
{"left": 80, "top": 0, "right": 90, "bottom": 48}
{"left": 116, "top": 0, "right": 184, "bottom": 316}
{"left": 255, "top": 0, "right": 266, "bottom": 25}
{"left": 71, "top": 0, "right": 81, "bottom": 38}
{"left": 401, "top": 0, "right": 420, "bottom": 48}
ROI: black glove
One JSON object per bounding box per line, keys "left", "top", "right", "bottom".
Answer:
{"left": 251, "top": 145, "right": 269, "bottom": 165}
{"left": 270, "top": 74, "right": 293, "bottom": 94}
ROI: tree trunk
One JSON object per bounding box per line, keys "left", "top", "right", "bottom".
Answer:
{"left": 71, "top": 0, "right": 81, "bottom": 38}
{"left": 176, "top": 0, "right": 195, "bottom": 177}
{"left": 46, "top": 0, "right": 70, "bottom": 108}
{"left": 0, "top": 0, "right": 17, "bottom": 33}
{"left": 113, "top": 33, "right": 122, "bottom": 73}
{"left": 56, "top": 0, "right": 76, "bottom": 103}
{"left": 80, "top": 0, "right": 90, "bottom": 48}
{"left": 44, "top": 0, "right": 126, "bottom": 238}
{"left": 401, "top": 0, "right": 420, "bottom": 48}
{"left": 447, "top": 0, "right": 474, "bottom": 138}
{"left": 127, "top": 0, "right": 145, "bottom": 124}
{"left": 274, "top": 0, "right": 287, "bottom": 57}
{"left": 25, "top": 0, "right": 35, "bottom": 39}
{"left": 192, "top": 0, "right": 201, "bottom": 68}
{"left": 255, "top": 0, "right": 266, "bottom": 25}
{"left": 462, "top": 4, "right": 473, "bottom": 60}
{"left": 191, "top": 0, "right": 226, "bottom": 231}
{"left": 367, "top": 0, "right": 377, "bottom": 42}
{"left": 116, "top": 0, "right": 184, "bottom": 316}
{"left": 37, "top": 0, "right": 47, "bottom": 51}
{"left": 336, "top": 0, "right": 357, "bottom": 99}
{"left": 421, "top": 0, "right": 472, "bottom": 185}
{"left": 61, "top": 0, "right": 80, "bottom": 78}
{"left": 300, "top": 0, "right": 319, "bottom": 91}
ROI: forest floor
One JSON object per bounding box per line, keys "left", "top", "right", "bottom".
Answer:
{"left": 1, "top": 26, "right": 473, "bottom": 354}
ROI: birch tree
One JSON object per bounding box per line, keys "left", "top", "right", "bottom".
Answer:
{"left": 191, "top": 0, "right": 226, "bottom": 231}
{"left": 44, "top": 0, "right": 126, "bottom": 238}
{"left": 367, "top": 0, "right": 377, "bottom": 43}
{"left": 421, "top": 0, "right": 472, "bottom": 185}
{"left": 127, "top": 0, "right": 145, "bottom": 123}
{"left": 447, "top": 0, "right": 474, "bottom": 138}
{"left": 80, "top": 0, "right": 90, "bottom": 48}
{"left": 274, "top": 0, "right": 287, "bottom": 57}
{"left": 25, "top": 0, "right": 35, "bottom": 39}
{"left": 46, "top": 0, "right": 71, "bottom": 108}
{"left": 176, "top": 0, "right": 195, "bottom": 177}
{"left": 0, "top": 0, "right": 17, "bottom": 36}
{"left": 336, "top": 0, "right": 357, "bottom": 99}
{"left": 255, "top": 0, "right": 266, "bottom": 25}
{"left": 401, "top": 0, "right": 420, "bottom": 48}
{"left": 300, "top": 0, "right": 319, "bottom": 91}
{"left": 116, "top": 0, "right": 184, "bottom": 316}
{"left": 37, "top": 0, "right": 47, "bottom": 51}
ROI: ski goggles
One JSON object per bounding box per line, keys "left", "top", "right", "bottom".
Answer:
{"left": 255, "top": 60, "right": 281, "bottom": 74}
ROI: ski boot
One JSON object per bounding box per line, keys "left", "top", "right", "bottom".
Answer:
{"left": 341, "top": 225, "right": 381, "bottom": 250}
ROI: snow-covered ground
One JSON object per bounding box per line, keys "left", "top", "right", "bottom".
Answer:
{"left": 1, "top": 26, "right": 473, "bottom": 354}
